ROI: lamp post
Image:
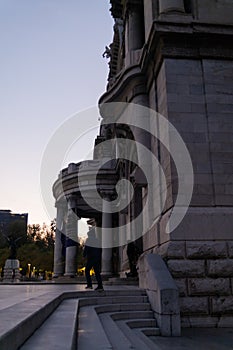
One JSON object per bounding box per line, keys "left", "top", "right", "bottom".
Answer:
{"left": 28, "top": 263, "right": 31, "bottom": 279}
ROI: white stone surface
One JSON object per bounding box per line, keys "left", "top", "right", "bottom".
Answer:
{"left": 138, "top": 253, "right": 180, "bottom": 336}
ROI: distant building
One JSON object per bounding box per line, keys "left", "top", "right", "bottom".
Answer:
{"left": 0, "top": 210, "right": 28, "bottom": 237}
{"left": 53, "top": 0, "right": 233, "bottom": 332}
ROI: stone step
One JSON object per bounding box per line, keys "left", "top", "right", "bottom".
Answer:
{"left": 131, "top": 327, "right": 162, "bottom": 350}
{"left": 98, "top": 313, "right": 133, "bottom": 349}
{"left": 105, "top": 277, "right": 138, "bottom": 285}
{"left": 95, "top": 302, "right": 151, "bottom": 313}
{"left": 0, "top": 288, "right": 157, "bottom": 350}
{"left": 0, "top": 289, "right": 145, "bottom": 350}
{"left": 116, "top": 320, "right": 158, "bottom": 350}
{"left": 141, "top": 328, "right": 161, "bottom": 336}
{"left": 0, "top": 292, "right": 62, "bottom": 350}
{"left": 78, "top": 305, "right": 112, "bottom": 350}
{"left": 126, "top": 319, "right": 161, "bottom": 336}
{"left": 80, "top": 295, "right": 148, "bottom": 307}
{"left": 126, "top": 319, "right": 157, "bottom": 328}
{"left": 19, "top": 299, "right": 78, "bottom": 350}
{"left": 78, "top": 294, "right": 158, "bottom": 350}
{"left": 111, "top": 310, "right": 154, "bottom": 321}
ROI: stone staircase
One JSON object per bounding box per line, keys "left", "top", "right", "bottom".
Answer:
{"left": 0, "top": 285, "right": 160, "bottom": 350}
{"left": 78, "top": 289, "right": 160, "bottom": 349}
{"left": 0, "top": 288, "right": 160, "bottom": 350}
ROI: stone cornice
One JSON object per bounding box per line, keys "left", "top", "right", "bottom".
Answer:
{"left": 140, "top": 19, "right": 233, "bottom": 90}
{"left": 99, "top": 65, "right": 145, "bottom": 106}
{"left": 100, "top": 17, "right": 233, "bottom": 112}
{"left": 53, "top": 160, "right": 119, "bottom": 216}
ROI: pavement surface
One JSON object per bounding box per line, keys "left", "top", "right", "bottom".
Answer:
{"left": 0, "top": 282, "right": 233, "bottom": 349}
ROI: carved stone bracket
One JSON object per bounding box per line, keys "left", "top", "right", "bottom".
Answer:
{"left": 159, "top": 0, "right": 185, "bottom": 14}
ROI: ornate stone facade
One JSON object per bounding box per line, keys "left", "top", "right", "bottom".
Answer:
{"left": 53, "top": 0, "right": 233, "bottom": 328}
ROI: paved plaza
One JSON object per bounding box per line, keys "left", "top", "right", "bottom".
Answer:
{"left": 0, "top": 283, "right": 233, "bottom": 349}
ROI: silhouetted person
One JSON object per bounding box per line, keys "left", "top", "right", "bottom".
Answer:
{"left": 83, "top": 228, "right": 104, "bottom": 291}
{"left": 126, "top": 241, "right": 140, "bottom": 277}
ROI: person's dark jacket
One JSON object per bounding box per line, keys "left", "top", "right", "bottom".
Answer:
{"left": 83, "top": 235, "right": 102, "bottom": 261}
{"left": 83, "top": 245, "right": 101, "bottom": 260}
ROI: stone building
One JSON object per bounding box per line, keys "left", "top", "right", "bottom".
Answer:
{"left": 53, "top": 0, "right": 233, "bottom": 329}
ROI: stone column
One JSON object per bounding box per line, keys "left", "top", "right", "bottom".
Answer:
{"left": 101, "top": 194, "right": 113, "bottom": 276}
{"left": 131, "top": 94, "right": 154, "bottom": 232}
{"left": 53, "top": 202, "right": 66, "bottom": 277}
{"left": 118, "top": 213, "right": 126, "bottom": 276}
{"left": 64, "top": 196, "right": 79, "bottom": 277}
{"left": 125, "top": 2, "right": 145, "bottom": 66}
{"left": 159, "top": 0, "right": 185, "bottom": 14}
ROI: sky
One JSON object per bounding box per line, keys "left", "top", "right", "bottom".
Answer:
{"left": 0, "top": 0, "right": 114, "bottom": 232}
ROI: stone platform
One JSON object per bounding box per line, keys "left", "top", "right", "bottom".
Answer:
{"left": 0, "top": 283, "right": 233, "bottom": 349}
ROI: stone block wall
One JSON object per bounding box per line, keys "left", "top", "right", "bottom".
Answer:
{"left": 147, "top": 56, "right": 233, "bottom": 327}
{"left": 154, "top": 241, "right": 233, "bottom": 327}
{"left": 156, "top": 58, "right": 233, "bottom": 209}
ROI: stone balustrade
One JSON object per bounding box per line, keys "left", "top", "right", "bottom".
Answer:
{"left": 138, "top": 253, "right": 181, "bottom": 336}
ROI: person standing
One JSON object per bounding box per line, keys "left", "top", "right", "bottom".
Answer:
{"left": 83, "top": 228, "right": 104, "bottom": 291}
{"left": 126, "top": 241, "right": 140, "bottom": 277}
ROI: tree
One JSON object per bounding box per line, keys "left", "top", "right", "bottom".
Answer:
{"left": 0, "top": 220, "right": 27, "bottom": 258}
{"left": 15, "top": 221, "right": 55, "bottom": 274}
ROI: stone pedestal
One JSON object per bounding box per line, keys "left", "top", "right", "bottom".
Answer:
{"left": 3, "top": 259, "right": 21, "bottom": 282}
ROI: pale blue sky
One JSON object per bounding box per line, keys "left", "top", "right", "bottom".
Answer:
{"left": 0, "top": 0, "right": 113, "bottom": 227}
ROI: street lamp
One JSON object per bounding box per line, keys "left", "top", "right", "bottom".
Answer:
{"left": 28, "top": 263, "right": 31, "bottom": 278}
